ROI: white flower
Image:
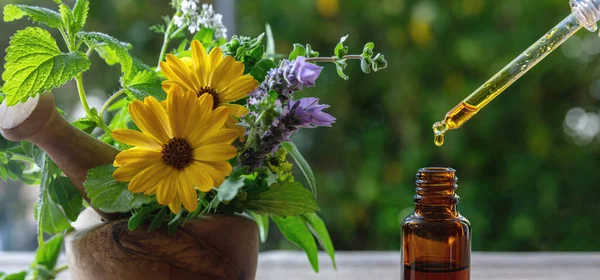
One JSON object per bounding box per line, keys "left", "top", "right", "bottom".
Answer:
{"left": 174, "top": 2, "right": 227, "bottom": 39}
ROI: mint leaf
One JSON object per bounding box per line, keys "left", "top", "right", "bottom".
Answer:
{"left": 84, "top": 164, "right": 154, "bottom": 213}
{"left": 72, "top": 0, "right": 89, "bottom": 32}
{"left": 217, "top": 174, "right": 246, "bottom": 202}
{"left": 79, "top": 31, "right": 133, "bottom": 80}
{"left": 249, "top": 58, "right": 277, "bottom": 83}
{"left": 3, "top": 4, "right": 63, "bottom": 29}
{"left": 124, "top": 70, "right": 166, "bottom": 101}
{"left": 244, "top": 182, "right": 319, "bottom": 216}
{"left": 35, "top": 158, "right": 72, "bottom": 245}
{"left": 35, "top": 234, "right": 63, "bottom": 270}
{"left": 48, "top": 176, "right": 82, "bottom": 221}
{"left": 58, "top": 3, "right": 75, "bottom": 37}
{"left": 282, "top": 141, "right": 317, "bottom": 199}
{"left": 272, "top": 215, "right": 319, "bottom": 272}
{"left": 302, "top": 213, "right": 336, "bottom": 269}
{"left": 2, "top": 27, "right": 90, "bottom": 106}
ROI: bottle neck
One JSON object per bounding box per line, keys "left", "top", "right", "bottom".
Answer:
{"left": 413, "top": 167, "right": 460, "bottom": 217}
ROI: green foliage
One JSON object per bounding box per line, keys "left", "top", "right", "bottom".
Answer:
{"left": 272, "top": 216, "right": 319, "bottom": 272}
{"left": 123, "top": 70, "right": 166, "bottom": 101}
{"left": 251, "top": 212, "right": 269, "bottom": 243}
{"left": 84, "top": 164, "right": 154, "bottom": 213}
{"left": 35, "top": 158, "right": 72, "bottom": 245}
{"left": 79, "top": 31, "right": 133, "bottom": 81}
{"left": 249, "top": 58, "right": 277, "bottom": 83}
{"left": 223, "top": 33, "right": 276, "bottom": 81}
{"left": 282, "top": 142, "right": 317, "bottom": 199}
{"left": 71, "top": 118, "right": 97, "bottom": 134}
{"left": 216, "top": 167, "right": 249, "bottom": 201}
{"left": 2, "top": 27, "right": 91, "bottom": 106}
{"left": 48, "top": 176, "right": 82, "bottom": 221}
{"left": 302, "top": 213, "right": 336, "bottom": 269}
{"left": 243, "top": 182, "right": 319, "bottom": 216}
{"left": 3, "top": 4, "right": 63, "bottom": 28}
{"left": 0, "top": 234, "right": 66, "bottom": 280}
{"left": 71, "top": 0, "right": 89, "bottom": 32}
{"left": 128, "top": 204, "right": 159, "bottom": 231}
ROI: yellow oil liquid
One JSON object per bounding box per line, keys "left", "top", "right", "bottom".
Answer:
{"left": 433, "top": 13, "right": 583, "bottom": 146}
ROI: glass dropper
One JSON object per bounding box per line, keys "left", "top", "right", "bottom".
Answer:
{"left": 433, "top": 0, "right": 600, "bottom": 146}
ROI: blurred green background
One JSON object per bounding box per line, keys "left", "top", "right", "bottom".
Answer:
{"left": 1, "top": 0, "right": 599, "bottom": 252}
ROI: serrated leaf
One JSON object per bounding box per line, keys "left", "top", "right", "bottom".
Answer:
{"left": 244, "top": 182, "right": 319, "bottom": 216}
{"left": 80, "top": 31, "right": 133, "bottom": 80}
{"left": 35, "top": 234, "right": 63, "bottom": 270}
{"left": 250, "top": 58, "right": 277, "bottom": 83}
{"left": 48, "top": 176, "right": 82, "bottom": 221}
{"left": 58, "top": 3, "right": 75, "bottom": 37}
{"left": 124, "top": 70, "right": 166, "bottom": 101}
{"left": 217, "top": 175, "right": 246, "bottom": 202}
{"left": 272, "top": 216, "right": 319, "bottom": 272}
{"left": 2, "top": 27, "right": 91, "bottom": 106}
{"left": 35, "top": 158, "right": 72, "bottom": 245}
{"left": 251, "top": 212, "right": 269, "bottom": 243}
{"left": 72, "top": 0, "right": 89, "bottom": 32}
{"left": 302, "top": 213, "right": 336, "bottom": 269}
{"left": 84, "top": 164, "right": 154, "bottom": 213}
{"left": 289, "top": 43, "right": 306, "bottom": 60}
{"left": 282, "top": 142, "right": 317, "bottom": 199}
{"left": 3, "top": 4, "right": 63, "bottom": 29}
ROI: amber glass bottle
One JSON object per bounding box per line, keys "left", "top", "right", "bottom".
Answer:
{"left": 401, "top": 167, "right": 471, "bottom": 280}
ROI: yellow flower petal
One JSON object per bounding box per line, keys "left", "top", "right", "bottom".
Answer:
{"left": 167, "top": 87, "right": 196, "bottom": 137}
{"left": 165, "top": 54, "right": 200, "bottom": 89}
{"left": 218, "top": 75, "right": 258, "bottom": 103}
{"left": 197, "top": 129, "right": 238, "bottom": 146}
{"left": 168, "top": 195, "right": 182, "bottom": 214}
{"left": 186, "top": 162, "right": 214, "bottom": 192}
{"left": 207, "top": 47, "right": 223, "bottom": 85}
{"left": 223, "top": 104, "right": 249, "bottom": 117}
{"left": 193, "top": 144, "right": 237, "bottom": 162}
{"left": 156, "top": 170, "right": 178, "bottom": 205}
{"left": 224, "top": 114, "right": 246, "bottom": 141}
{"left": 181, "top": 57, "right": 194, "bottom": 68}
{"left": 129, "top": 98, "right": 172, "bottom": 143}
{"left": 194, "top": 161, "right": 232, "bottom": 186}
{"left": 188, "top": 107, "right": 229, "bottom": 147}
{"left": 112, "top": 129, "right": 162, "bottom": 150}
{"left": 113, "top": 158, "right": 159, "bottom": 182}
{"left": 191, "top": 40, "right": 208, "bottom": 85}
{"left": 114, "top": 148, "right": 162, "bottom": 166}
{"left": 128, "top": 163, "right": 167, "bottom": 193}
{"left": 211, "top": 56, "right": 236, "bottom": 90}
{"left": 177, "top": 171, "right": 198, "bottom": 212}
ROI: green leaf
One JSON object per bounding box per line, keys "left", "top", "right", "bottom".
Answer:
{"left": 334, "top": 34, "right": 349, "bottom": 58}
{"left": 272, "top": 215, "right": 319, "bottom": 272}
{"left": 71, "top": 0, "right": 89, "bottom": 32}
{"left": 48, "top": 176, "right": 82, "bottom": 221}
{"left": 2, "top": 27, "right": 91, "bottom": 106}
{"left": 193, "top": 28, "right": 214, "bottom": 46}
{"left": 251, "top": 45, "right": 265, "bottom": 62}
{"left": 217, "top": 175, "right": 246, "bottom": 202}
{"left": 0, "top": 90, "right": 4, "bottom": 104}
{"left": 58, "top": 3, "right": 75, "bottom": 37}
{"left": 72, "top": 118, "right": 96, "bottom": 134}
{"left": 35, "top": 234, "right": 63, "bottom": 270}
{"left": 251, "top": 212, "right": 269, "bottom": 243}
{"left": 35, "top": 158, "right": 72, "bottom": 245}
{"left": 148, "top": 207, "right": 168, "bottom": 232}
{"left": 128, "top": 205, "right": 158, "bottom": 231}
{"left": 360, "top": 57, "right": 371, "bottom": 74}
{"left": 124, "top": 70, "right": 166, "bottom": 101}
{"left": 0, "top": 166, "right": 7, "bottom": 181}
{"left": 94, "top": 45, "right": 119, "bottom": 66}
{"left": 84, "top": 164, "right": 154, "bottom": 213}
{"left": 302, "top": 213, "right": 336, "bottom": 269}
{"left": 335, "top": 60, "right": 349, "bottom": 80}
{"left": 0, "top": 271, "right": 26, "bottom": 280}
{"left": 250, "top": 59, "right": 277, "bottom": 83}
{"left": 289, "top": 43, "right": 306, "bottom": 60}
{"left": 3, "top": 4, "right": 63, "bottom": 28}
{"left": 244, "top": 182, "right": 319, "bottom": 216}
{"left": 282, "top": 142, "right": 317, "bottom": 199}
{"left": 80, "top": 31, "right": 133, "bottom": 80}
{"left": 265, "top": 24, "right": 275, "bottom": 57}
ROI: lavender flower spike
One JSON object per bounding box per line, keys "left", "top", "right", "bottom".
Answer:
{"left": 290, "top": 97, "right": 336, "bottom": 128}
{"left": 293, "top": 56, "right": 323, "bottom": 87}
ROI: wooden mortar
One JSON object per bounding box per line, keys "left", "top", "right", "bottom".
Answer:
{"left": 1, "top": 92, "right": 259, "bottom": 279}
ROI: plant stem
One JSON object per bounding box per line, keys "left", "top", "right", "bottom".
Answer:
{"left": 156, "top": 13, "right": 180, "bottom": 70}
{"left": 10, "top": 154, "right": 34, "bottom": 164}
{"left": 305, "top": 54, "right": 362, "bottom": 63}
{"left": 75, "top": 74, "right": 112, "bottom": 135}
{"left": 99, "top": 89, "right": 125, "bottom": 120}
{"left": 54, "top": 264, "right": 69, "bottom": 275}
{"left": 170, "top": 25, "right": 187, "bottom": 40}
{"left": 59, "top": 28, "right": 72, "bottom": 52}
{"left": 242, "top": 111, "right": 267, "bottom": 151}
{"left": 86, "top": 44, "right": 97, "bottom": 57}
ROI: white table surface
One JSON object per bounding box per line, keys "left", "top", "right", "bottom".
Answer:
{"left": 1, "top": 251, "right": 599, "bottom": 279}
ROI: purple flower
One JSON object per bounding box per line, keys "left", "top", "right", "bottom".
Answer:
{"left": 289, "top": 98, "right": 335, "bottom": 128}
{"left": 293, "top": 57, "right": 323, "bottom": 87}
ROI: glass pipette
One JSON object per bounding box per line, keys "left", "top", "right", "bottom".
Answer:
{"left": 433, "top": 0, "right": 600, "bottom": 146}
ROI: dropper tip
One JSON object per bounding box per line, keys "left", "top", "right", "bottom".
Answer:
{"left": 432, "top": 121, "right": 448, "bottom": 146}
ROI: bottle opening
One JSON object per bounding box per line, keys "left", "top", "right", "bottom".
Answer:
{"left": 416, "top": 167, "right": 457, "bottom": 185}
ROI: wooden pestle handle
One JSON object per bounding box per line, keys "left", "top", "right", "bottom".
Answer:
{"left": 0, "top": 92, "right": 122, "bottom": 221}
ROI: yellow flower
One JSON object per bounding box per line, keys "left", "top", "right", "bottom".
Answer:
{"left": 160, "top": 40, "right": 258, "bottom": 139}
{"left": 112, "top": 88, "right": 237, "bottom": 214}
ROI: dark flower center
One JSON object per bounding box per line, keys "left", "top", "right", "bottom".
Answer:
{"left": 197, "top": 86, "right": 220, "bottom": 109}
{"left": 161, "top": 137, "right": 193, "bottom": 170}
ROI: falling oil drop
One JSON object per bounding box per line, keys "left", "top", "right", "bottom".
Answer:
{"left": 432, "top": 121, "right": 448, "bottom": 146}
